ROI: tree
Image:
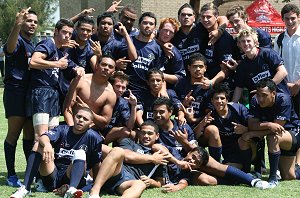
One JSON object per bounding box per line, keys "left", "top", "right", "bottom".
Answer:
{"left": 0, "top": 0, "right": 58, "bottom": 42}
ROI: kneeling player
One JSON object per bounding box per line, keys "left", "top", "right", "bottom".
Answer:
{"left": 10, "top": 107, "right": 103, "bottom": 198}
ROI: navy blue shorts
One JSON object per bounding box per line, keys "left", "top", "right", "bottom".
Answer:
{"left": 3, "top": 86, "right": 28, "bottom": 118}
{"left": 281, "top": 130, "right": 300, "bottom": 156}
{"left": 222, "top": 144, "right": 243, "bottom": 164}
{"left": 103, "top": 164, "right": 135, "bottom": 194}
{"left": 27, "top": 87, "right": 60, "bottom": 117}
{"left": 42, "top": 165, "right": 86, "bottom": 191}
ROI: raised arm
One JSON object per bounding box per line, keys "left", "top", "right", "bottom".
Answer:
{"left": 69, "top": 8, "right": 95, "bottom": 23}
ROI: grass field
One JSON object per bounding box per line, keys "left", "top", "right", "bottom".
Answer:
{"left": 0, "top": 84, "right": 299, "bottom": 198}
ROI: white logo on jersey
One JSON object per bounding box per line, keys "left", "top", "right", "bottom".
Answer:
{"left": 57, "top": 148, "right": 75, "bottom": 159}
{"left": 252, "top": 70, "right": 271, "bottom": 84}
{"left": 136, "top": 149, "right": 144, "bottom": 154}
{"left": 276, "top": 116, "right": 286, "bottom": 120}
{"left": 146, "top": 112, "right": 153, "bottom": 119}
{"left": 179, "top": 45, "right": 200, "bottom": 57}
{"left": 79, "top": 144, "right": 88, "bottom": 151}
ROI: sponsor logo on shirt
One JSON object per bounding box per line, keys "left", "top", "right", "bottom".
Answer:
{"left": 137, "top": 149, "right": 145, "bottom": 154}
{"left": 147, "top": 112, "right": 153, "bottom": 119}
{"left": 179, "top": 45, "right": 200, "bottom": 57}
{"left": 57, "top": 148, "right": 75, "bottom": 159}
{"left": 252, "top": 70, "right": 271, "bottom": 84}
{"left": 276, "top": 116, "right": 286, "bottom": 120}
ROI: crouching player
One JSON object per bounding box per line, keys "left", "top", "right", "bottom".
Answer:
{"left": 239, "top": 78, "right": 300, "bottom": 188}
{"left": 10, "top": 107, "right": 103, "bottom": 198}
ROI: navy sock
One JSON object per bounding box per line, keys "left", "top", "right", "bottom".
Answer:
{"left": 69, "top": 159, "right": 85, "bottom": 188}
{"left": 295, "top": 165, "right": 300, "bottom": 180}
{"left": 4, "top": 140, "right": 17, "bottom": 177}
{"left": 268, "top": 151, "right": 281, "bottom": 182}
{"left": 209, "top": 146, "right": 222, "bottom": 162}
{"left": 240, "top": 149, "right": 252, "bottom": 173}
{"left": 23, "top": 151, "right": 42, "bottom": 191}
{"left": 224, "top": 165, "right": 253, "bottom": 186}
{"left": 23, "top": 139, "right": 34, "bottom": 162}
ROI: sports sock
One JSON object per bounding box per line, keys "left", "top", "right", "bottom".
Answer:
{"left": 209, "top": 146, "right": 222, "bottom": 162}
{"left": 268, "top": 151, "right": 281, "bottom": 182}
{"left": 295, "top": 164, "right": 300, "bottom": 180}
{"left": 4, "top": 140, "right": 17, "bottom": 177}
{"left": 23, "top": 151, "right": 42, "bottom": 191}
{"left": 224, "top": 165, "right": 252, "bottom": 186}
{"left": 240, "top": 149, "right": 252, "bottom": 173}
{"left": 69, "top": 159, "right": 85, "bottom": 188}
{"left": 23, "top": 139, "right": 34, "bottom": 162}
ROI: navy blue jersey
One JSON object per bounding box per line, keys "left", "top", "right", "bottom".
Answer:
{"left": 119, "top": 138, "right": 163, "bottom": 180}
{"left": 160, "top": 46, "right": 186, "bottom": 84}
{"left": 45, "top": 125, "right": 103, "bottom": 170}
{"left": 235, "top": 47, "right": 289, "bottom": 94}
{"left": 210, "top": 103, "right": 249, "bottom": 147}
{"left": 102, "top": 97, "right": 131, "bottom": 136}
{"left": 172, "top": 23, "right": 208, "bottom": 68}
{"left": 67, "top": 43, "right": 94, "bottom": 73}
{"left": 91, "top": 34, "right": 123, "bottom": 59}
{"left": 250, "top": 93, "right": 300, "bottom": 131}
{"left": 125, "top": 36, "right": 163, "bottom": 99}
{"left": 30, "top": 39, "right": 63, "bottom": 88}
{"left": 4, "top": 35, "right": 34, "bottom": 89}
{"left": 256, "top": 28, "right": 272, "bottom": 48}
{"left": 140, "top": 89, "right": 181, "bottom": 120}
{"left": 113, "top": 26, "right": 139, "bottom": 42}
{"left": 174, "top": 77, "right": 212, "bottom": 121}
{"left": 158, "top": 119, "right": 195, "bottom": 158}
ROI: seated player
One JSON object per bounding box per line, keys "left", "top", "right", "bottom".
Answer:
{"left": 174, "top": 53, "right": 212, "bottom": 128}
{"left": 88, "top": 121, "right": 172, "bottom": 198}
{"left": 239, "top": 78, "right": 300, "bottom": 188}
{"left": 136, "top": 68, "right": 185, "bottom": 126}
{"left": 196, "top": 83, "right": 249, "bottom": 171}
{"left": 10, "top": 107, "right": 103, "bottom": 198}
{"left": 102, "top": 71, "right": 137, "bottom": 144}
{"left": 151, "top": 97, "right": 269, "bottom": 191}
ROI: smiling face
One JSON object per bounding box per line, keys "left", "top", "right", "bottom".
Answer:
{"left": 200, "top": 10, "right": 218, "bottom": 31}
{"left": 138, "top": 124, "right": 159, "bottom": 147}
{"left": 21, "top": 13, "right": 38, "bottom": 37}
{"left": 211, "top": 92, "right": 228, "bottom": 113}
{"left": 283, "top": 11, "right": 300, "bottom": 32}
{"left": 73, "top": 109, "right": 93, "bottom": 133}
{"left": 153, "top": 104, "right": 172, "bottom": 126}
{"left": 237, "top": 35, "right": 257, "bottom": 54}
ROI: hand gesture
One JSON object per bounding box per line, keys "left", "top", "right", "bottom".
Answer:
{"left": 162, "top": 43, "right": 174, "bottom": 59}
{"left": 208, "top": 29, "right": 221, "bottom": 46}
{"left": 222, "top": 58, "right": 238, "bottom": 71}
{"left": 124, "top": 89, "right": 137, "bottom": 106}
{"left": 194, "top": 77, "right": 211, "bottom": 90}
{"left": 74, "top": 96, "right": 89, "bottom": 108}
{"left": 140, "top": 175, "right": 152, "bottom": 187}
{"left": 62, "top": 40, "right": 79, "bottom": 48}
{"left": 176, "top": 112, "right": 187, "bottom": 126}
{"left": 151, "top": 150, "right": 169, "bottom": 165}
{"left": 106, "top": 0, "right": 123, "bottom": 13}
{"left": 162, "top": 183, "right": 180, "bottom": 193}
{"left": 73, "top": 66, "right": 85, "bottom": 77}
{"left": 90, "top": 40, "right": 102, "bottom": 57}
{"left": 42, "top": 143, "right": 54, "bottom": 163}
{"left": 231, "top": 122, "right": 247, "bottom": 134}
{"left": 201, "top": 111, "right": 214, "bottom": 125}
{"left": 15, "top": 7, "right": 31, "bottom": 26}
{"left": 115, "top": 22, "right": 129, "bottom": 37}
{"left": 116, "top": 57, "right": 131, "bottom": 70}
{"left": 80, "top": 8, "right": 95, "bottom": 18}
{"left": 170, "top": 128, "right": 188, "bottom": 144}
{"left": 182, "top": 90, "right": 195, "bottom": 107}
{"left": 57, "top": 55, "right": 68, "bottom": 69}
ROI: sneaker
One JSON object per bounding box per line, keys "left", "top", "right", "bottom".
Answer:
{"left": 53, "top": 184, "right": 69, "bottom": 196}
{"left": 251, "top": 179, "right": 269, "bottom": 190}
{"left": 86, "top": 194, "right": 100, "bottom": 198}
{"left": 267, "top": 180, "right": 279, "bottom": 189}
{"left": 63, "top": 187, "right": 83, "bottom": 198}
{"left": 34, "top": 179, "right": 48, "bottom": 192}
{"left": 7, "top": 175, "right": 23, "bottom": 187}
{"left": 10, "top": 186, "right": 30, "bottom": 198}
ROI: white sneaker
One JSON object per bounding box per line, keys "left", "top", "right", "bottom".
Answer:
{"left": 10, "top": 186, "right": 30, "bottom": 198}
{"left": 64, "top": 187, "right": 83, "bottom": 198}
{"left": 251, "top": 179, "right": 269, "bottom": 190}
{"left": 86, "top": 194, "right": 100, "bottom": 198}
{"left": 34, "top": 179, "right": 48, "bottom": 192}
{"left": 267, "top": 180, "right": 279, "bottom": 189}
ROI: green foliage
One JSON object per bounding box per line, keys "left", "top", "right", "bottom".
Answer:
{"left": 0, "top": 0, "right": 58, "bottom": 42}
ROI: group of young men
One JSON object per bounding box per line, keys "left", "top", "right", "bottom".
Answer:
{"left": 3, "top": 1, "right": 300, "bottom": 198}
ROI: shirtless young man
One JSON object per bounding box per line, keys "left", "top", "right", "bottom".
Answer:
{"left": 63, "top": 55, "right": 117, "bottom": 131}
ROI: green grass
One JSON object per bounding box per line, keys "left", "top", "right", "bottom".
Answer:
{"left": 0, "top": 83, "right": 299, "bottom": 197}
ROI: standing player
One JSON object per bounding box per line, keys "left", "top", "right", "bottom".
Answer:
{"left": 29, "top": 19, "right": 78, "bottom": 141}
{"left": 10, "top": 107, "right": 103, "bottom": 198}
{"left": 3, "top": 7, "right": 37, "bottom": 187}
{"left": 239, "top": 78, "right": 300, "bottom": 188}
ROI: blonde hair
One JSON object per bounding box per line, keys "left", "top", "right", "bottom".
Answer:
{"left": 237, "top": 29, "right": 259, "bottom": 47}
{"left": 159, "top": 18, "right": 180, "bottom": 33}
